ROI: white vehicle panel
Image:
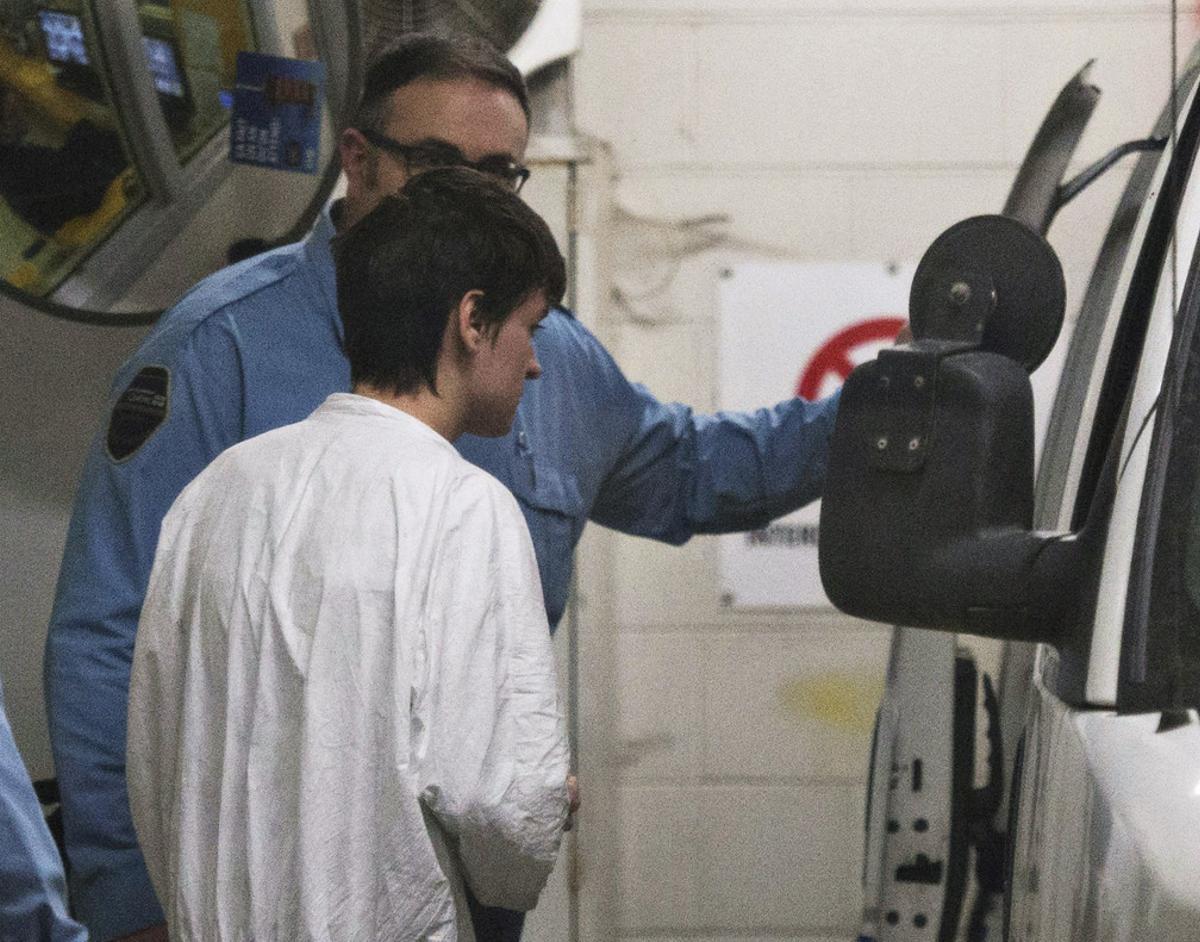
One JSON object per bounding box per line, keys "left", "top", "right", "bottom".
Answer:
{"left": 1013, "top": 659, "right": 1200, "bottom": 941}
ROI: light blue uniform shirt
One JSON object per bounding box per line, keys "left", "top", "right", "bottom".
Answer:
{"left": 45, "top": 206, "right": 838, "bottom": 939}
{"left": 1, "top": 675, "right": 87, "bottom": 942}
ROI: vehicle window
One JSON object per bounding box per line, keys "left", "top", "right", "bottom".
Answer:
{"left": 0, "top": 3, "right": 145, "bottom": 297}
{"left": 1127, "top": 257, "right": 1200, "bottom": 706}
{"left": 1128, "top": 260, "right": 1200, "bottom": 700}
{"left": 135, "top": 0, "right": 257, "bottom": 163}
{"left": 1184, "top": 473, "right": 1200, "bottom": 612}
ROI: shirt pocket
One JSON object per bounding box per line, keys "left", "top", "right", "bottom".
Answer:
{"left": 508, "top": 460, "right": 586, "bottom": 630}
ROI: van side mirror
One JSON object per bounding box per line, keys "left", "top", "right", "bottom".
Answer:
{"left": 818, "top": 215, "right": 1084, "bottom": 644}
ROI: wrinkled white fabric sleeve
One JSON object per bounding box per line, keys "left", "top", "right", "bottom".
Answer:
{"left": 126, "top": 503, "right": 191, "bottom": 912}
{"left": 415, "top": 475, "right": 569, "bottom": 912}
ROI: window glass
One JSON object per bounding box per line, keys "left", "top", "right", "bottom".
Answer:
{"left": 1122, "top": 233, "right": 1200, "bottom": 710}
{"left": 1148, "top": 305, "right": 1200, "bottom": 664}
{"left": 0, "top": 2, "right": 144, "bottom": 297}
{"left": 1183, "top": 477, "right": 1200, "bottom": 609}
{"left": 136, "top": 0, "right": 257, "bottom": 162}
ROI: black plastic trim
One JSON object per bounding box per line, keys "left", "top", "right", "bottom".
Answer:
{"left": 939, "top": 655, "right": 977, "bottom": 942}
{"left": 1000, "top": 733, "right": 1026, "bottom": 942}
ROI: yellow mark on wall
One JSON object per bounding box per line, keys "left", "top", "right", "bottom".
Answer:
{"left": 778, "top": 675, "right": 884, "bottom": 734}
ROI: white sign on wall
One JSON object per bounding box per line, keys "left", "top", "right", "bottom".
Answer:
{"left": 717, "top": 261, "right": 915, "bottom": 609}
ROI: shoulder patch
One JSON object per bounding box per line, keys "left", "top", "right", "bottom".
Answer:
{"left": 106, "top": 366, "right": 171, "bottom": 462}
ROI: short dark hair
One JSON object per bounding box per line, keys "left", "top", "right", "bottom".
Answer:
{"left": 334, "top": 166, "right": 566, "bottom": 396}
{"left": 352, "top": 32, "right": 530, "bottom": 135}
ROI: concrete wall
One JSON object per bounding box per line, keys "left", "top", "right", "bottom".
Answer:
{"left": 572, "top": 2, "right": 1199, "bottom": 938}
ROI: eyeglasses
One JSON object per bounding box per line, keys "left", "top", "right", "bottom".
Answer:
{"left": 358, "top": 128, "right": 531, "bottom": 193}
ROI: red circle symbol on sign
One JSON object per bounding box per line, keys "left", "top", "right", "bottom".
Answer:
{"left": 796, "top": 316, "right": 907, "bottom": 400}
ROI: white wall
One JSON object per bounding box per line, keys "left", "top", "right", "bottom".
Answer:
{"left": 571, "top": 2, "right": 1199, "bottom": 939}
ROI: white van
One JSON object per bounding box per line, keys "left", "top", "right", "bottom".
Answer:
{"left": 821, "top": 46, "right": 1200, "bottom": 942}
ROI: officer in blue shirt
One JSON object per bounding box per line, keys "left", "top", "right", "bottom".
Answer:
{"left": 1, "top": 673, "right": 87, "bottom": 942}
{"left": 45, "top": 33, "right": 838, "bottom": 942}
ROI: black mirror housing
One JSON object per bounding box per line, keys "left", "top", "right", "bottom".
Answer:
{"left": 819, "top": 344, "right": 1068, "bottom": 643}
{"left": 817, "top": 213, "right": 1093, "bottom": 645}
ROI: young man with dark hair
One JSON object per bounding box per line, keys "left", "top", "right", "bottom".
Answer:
{"left": 126, "top": 168, "right": 572, "bottom": 942}
{"left": 336, "top": 166, "right": 563, "bottom": 401}
{"left": 47, "top": 31, "right": 838, "bottom": 941}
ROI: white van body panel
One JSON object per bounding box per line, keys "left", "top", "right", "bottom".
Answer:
{"left": 1012, "top": 658, "right": 1200, "bottom": 942}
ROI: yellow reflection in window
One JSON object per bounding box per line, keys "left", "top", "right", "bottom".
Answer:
{"left": 0, "top": 6, "right": 141, "bottom": 298}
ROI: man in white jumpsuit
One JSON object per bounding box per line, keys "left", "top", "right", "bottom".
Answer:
{"left": 126, "top": 167, "right": 573, "bottom": 941}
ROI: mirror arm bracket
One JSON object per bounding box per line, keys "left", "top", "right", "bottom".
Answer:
{"left": 1054, "top": 136, "right": 1168, "bottom": 215}
{"left": 934, "top": 530, "right": 1081, "bottom": 645}
{"left": 943, "top": 516, "right": 1105, "bottom": 648}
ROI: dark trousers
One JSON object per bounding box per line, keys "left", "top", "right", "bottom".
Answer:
{"left": 464, "top": 883, "right": 525, "bottom": 941}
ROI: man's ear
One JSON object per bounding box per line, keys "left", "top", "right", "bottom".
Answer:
{"left": 339, "top": 127, "right": 373, "bottom": 190}
{"left": 455, "top": 290, "right": 487, "bottom": 354}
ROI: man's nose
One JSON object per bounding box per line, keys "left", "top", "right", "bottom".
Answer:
{"left": 526, "top": 355, "right": 542, "bottom": 380}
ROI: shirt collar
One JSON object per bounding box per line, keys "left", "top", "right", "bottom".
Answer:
{"left": 315, "top": 393, "right": 459, "bottom": 453}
